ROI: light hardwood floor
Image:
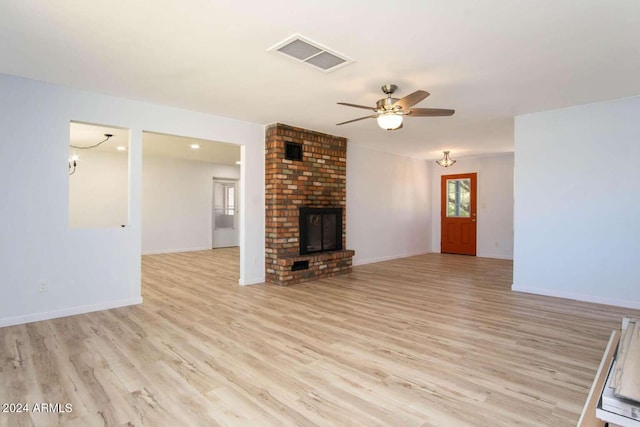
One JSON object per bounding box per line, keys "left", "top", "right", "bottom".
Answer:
{"left": 1, "top": 249, "right": 638, "bottom": 426}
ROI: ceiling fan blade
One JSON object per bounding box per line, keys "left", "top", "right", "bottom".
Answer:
{"left": 337, "top": 102, "right": 376, "bottom": 111}
{"left": 336, "top": 114, "right": 378, "bottom": 125}
{"left": 393, "top": 90, "right": 430, "bottom": 109}
{"left": 409, "top": 108, "right": 455, "bottom": 117}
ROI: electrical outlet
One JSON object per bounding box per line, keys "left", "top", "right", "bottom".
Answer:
{"left": 39, "top": 282, "right": 48, "bottom": 293}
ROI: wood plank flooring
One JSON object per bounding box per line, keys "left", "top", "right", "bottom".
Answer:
{"left": 1, "top": 249, "right": 639, "bottom": 426}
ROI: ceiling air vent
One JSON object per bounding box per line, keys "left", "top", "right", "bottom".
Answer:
{"left": 268, "top": 34, "right": 353, "bottom": 72}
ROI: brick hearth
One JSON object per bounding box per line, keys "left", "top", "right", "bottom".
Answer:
{"left": 265, "top": 123, "right": 354, "bottom": 285}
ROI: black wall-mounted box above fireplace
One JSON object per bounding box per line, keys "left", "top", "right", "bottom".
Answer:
{"left": 299, "top": 207, "right": 343, "bottom": 255}
{"left": 285, "top": 141, "right": 303, "bottom": 161}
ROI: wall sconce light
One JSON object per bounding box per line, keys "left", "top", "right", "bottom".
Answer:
{"left": 69, "top": 133, "right": 113, "bottom": 176}
{"left": 436, "top": 151, "right": 456, "bottom": 167}
{"left": 69, "top": 154, "right": 79, "bottom": 175}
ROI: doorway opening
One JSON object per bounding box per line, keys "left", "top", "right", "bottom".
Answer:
{"left": 212, "top": 179, "right": 239, "bottom": 248}
{"left": 441, "top": 173, "right": 477, "bottom": 255}
{"left": 141, "top": 131, "right": 241, "bottom": 280}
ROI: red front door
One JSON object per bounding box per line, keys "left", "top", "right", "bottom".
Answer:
{"left": 441, "top": 173, "right": 477, "bottom": 255}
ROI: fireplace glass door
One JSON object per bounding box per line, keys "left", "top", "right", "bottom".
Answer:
{"left": 299, "top": 208, "right": 342, "bottom": 255}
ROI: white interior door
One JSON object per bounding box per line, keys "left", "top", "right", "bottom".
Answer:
{"left": 212, "top": 179, "right": 238, "bottom": 248}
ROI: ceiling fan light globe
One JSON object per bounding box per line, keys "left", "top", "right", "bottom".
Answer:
{"left": 377, "top": 113, "right": 403, "bottom": 130}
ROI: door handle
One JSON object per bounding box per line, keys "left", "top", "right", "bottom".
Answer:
{"left": 471, "top": 219, "right": 476, "bottom": 222}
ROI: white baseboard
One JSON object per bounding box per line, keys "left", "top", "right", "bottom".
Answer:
{"left": 424, "top": 248, "right": 513, "bottom": 261}
{"left": 0, "top": 297, "right": 143, "bottom": 328}
{"left": 353, "top": 251, "right": 431, "bottom": 266}
{"left": 511, "top": 285, "right": 640, "bottom": 310}
{"left": 142, "top": 246, "right": 211, "bottom": 255}
{"left": 239, "top": 277, "right": 265, "bottom": 286}
{"left": 477, "top": 253, "right": 513, "bottom": 260}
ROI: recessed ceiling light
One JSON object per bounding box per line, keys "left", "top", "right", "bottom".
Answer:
{"left": 116, "top": 146, "right": 126, "bottom": 151}
{"left": 235, "top": 161, "right": 241, "bottom": 165}
{"left": 190, "top": 144, "right": 200, "bottom": 149}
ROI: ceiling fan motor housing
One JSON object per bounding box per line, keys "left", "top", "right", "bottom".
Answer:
{"left": 377, "top": 97, "right": 400, "bottom": 111}
{"left": 381, "top": 84, "right": 397, "bottom": 95}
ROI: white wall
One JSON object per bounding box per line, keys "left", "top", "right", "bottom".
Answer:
{"left": 142, "top": 156, "right": 239, "bottom": 254}
{"left": 513, "top": 96, "right": 640, "bottom": 309}
{"left": 0, "top": 73, "right": 264, "bottom": 327}
{"left": 431, "top": 153, "right": 514, "bottom": 259}
{"left": 346, "top": 144, "right": 432, "bottom": 265}
{"left": 69, "top": 149, "right": 129, "bottom": 228}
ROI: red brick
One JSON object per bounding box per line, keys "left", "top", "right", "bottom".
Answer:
{"left": 265, "top": 123, "right": 354, "bottom": 285}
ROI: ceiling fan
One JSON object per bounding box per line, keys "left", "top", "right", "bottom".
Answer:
{"left": 336, "top": 84, "right": 454, "bottom": 130}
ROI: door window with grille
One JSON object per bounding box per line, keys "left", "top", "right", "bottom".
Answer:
{"left": 446, "top": 178, "right": 471, "bottom": 218}
{"left": 213, "top": 182, "right": 236, "bottom": 229}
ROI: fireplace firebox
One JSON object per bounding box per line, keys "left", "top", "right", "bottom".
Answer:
{"left": 299, "top": 207, "right": 343, "bottom": 255}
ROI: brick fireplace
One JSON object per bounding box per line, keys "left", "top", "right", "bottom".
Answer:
{"left": 265, "top": 123, "right": 355, "bottom": 285}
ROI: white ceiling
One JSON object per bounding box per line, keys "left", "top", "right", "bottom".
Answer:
{"left": 70, "top": 122, "right": 129, "bottom": 151}
{"left": 70, "top": 122, "right": 240, "bottom": 164}
{"left": 5, "top": 1, "right": 640, "bottom": 160}
{"left": 142, "top": 132, "right": 240, "bottom": 164}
